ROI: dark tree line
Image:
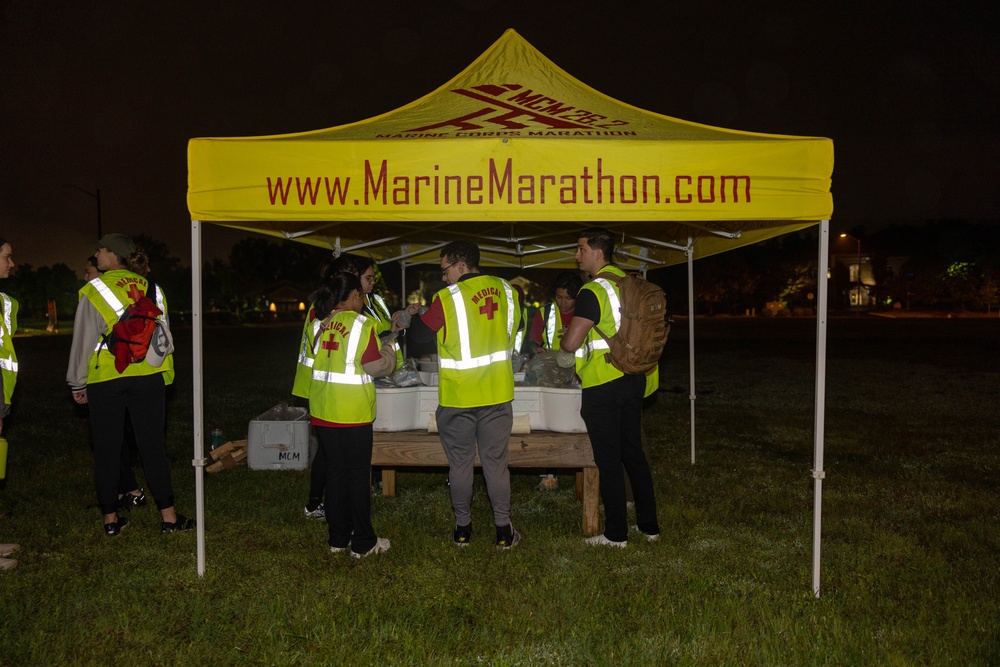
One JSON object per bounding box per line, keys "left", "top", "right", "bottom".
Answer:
{"left": 7, "top": 221, "right": 998, "bottom": 326}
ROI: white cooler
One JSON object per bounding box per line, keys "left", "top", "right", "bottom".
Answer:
{"left": 373, "top": 386, "right": 586, "bottom": 433}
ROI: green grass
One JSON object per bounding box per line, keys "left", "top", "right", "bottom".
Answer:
{"left": 1, "top": 318, "right": 997, "bottom": 665}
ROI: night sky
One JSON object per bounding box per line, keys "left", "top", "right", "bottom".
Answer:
{"left": 2, "top": 2, "right": 997, "bottom": 273}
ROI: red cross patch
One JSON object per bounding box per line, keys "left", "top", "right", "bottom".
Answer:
{"left": 321, "top": 337, "right": 340, "bottom": 357}
{"left": 127, "top": 283, "right": 145, "bottom": 302}
{"left": 479, "top": 296, "right": 499, "bottom": 320}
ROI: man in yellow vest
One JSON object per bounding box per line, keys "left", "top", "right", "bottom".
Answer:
{"left": 559, "top": 227, "right": 661, "bottom": 547}
{"left": 401, "top": 241, "right": 522, "bottom": 549}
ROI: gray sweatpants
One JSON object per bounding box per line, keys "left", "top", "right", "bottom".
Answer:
{"left": 436, "top": 401, "right": 513, "bottom": 528}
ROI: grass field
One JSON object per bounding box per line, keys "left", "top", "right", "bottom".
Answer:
{"left": 0, "top": 317, "right": 997, "bottom": 665}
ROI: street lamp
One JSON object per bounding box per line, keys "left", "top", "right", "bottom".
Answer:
{"left": 840, "top": 233, "right": 862, "bottom": 309}
{"left": 65, "top": 184, "right": 103, "bottom": 239}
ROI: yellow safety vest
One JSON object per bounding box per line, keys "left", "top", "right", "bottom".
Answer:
{"left": 0, "top": 292, "right": 19, "bottom": 404}
{"left": 365, "top": 293, "right": 403, "bottom": 370}
{"left": 307, "top": 311, "right": 378, "bottom": 424}
{"left": 80, "top": 270, "right": 174, "bottom": 385}
{"left": 437, "top": 275, "right": 519, "bottom": 408}
{"left": 575, "top": 266, "right": 626, "bottom": 389}
{"left": 541, "top": 303, "right": 570, "bottom": 351}
{"left": 292, "top": 305, "right": 317, "bottom": 398}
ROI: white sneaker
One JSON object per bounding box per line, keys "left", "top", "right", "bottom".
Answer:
{"left": 0, "top": 557, "right": 18, "bottom": 571}
{"left": 329, "top": 545, "right": 349, "bottom": 554}
{"left": 631, "top": 526, "right": 660, "bottom": 542}
{"left": 304, "top": 504, "right": 326, "bottom": 520}
{"left": 351, "top": 537, "right": 390, "bottom": 559}
{"left": 584, "top": 534, "right": 627, "bottom": 548}
{"left": 0, "top": 544, "right": 19, "bottom": 557}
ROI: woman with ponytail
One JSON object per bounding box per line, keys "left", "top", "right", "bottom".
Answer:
{"left": 298, "top": 271, "right": 399, "bottom": 558}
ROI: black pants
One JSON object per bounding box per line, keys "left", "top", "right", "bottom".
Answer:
{"left": 88, "top": 374, "right": 175, "bottom": 515}
{"left": 580, "top": 373, "right": 660, "bottom": 542}
{"left": 316, "top": 424, "right": 376, "bottom": 554}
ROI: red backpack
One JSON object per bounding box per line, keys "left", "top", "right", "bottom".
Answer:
{"left": 101, "top": 282, "right": 163, "bottom": 373}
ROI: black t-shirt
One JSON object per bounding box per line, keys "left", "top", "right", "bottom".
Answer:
{"left": 574, "top": 286, "right": 601, "bottom": 322}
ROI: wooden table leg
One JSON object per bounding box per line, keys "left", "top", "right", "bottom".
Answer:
{"left": 381, "top": 469, "right": 396, "bottom": 497}
{"left": 581, "top": 466, "right": 600, "bottom": 536}
{"left": 575, "top": 471, "right": 583, "bottom": 501}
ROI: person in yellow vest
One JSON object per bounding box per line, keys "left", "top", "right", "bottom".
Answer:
{"left": 66, "top": 233, "right": 193, "bottom": 537}
{"left": 294, "top": 253, "right": 361, "bottom": 522}
{"left": 299, "top": 271, "right": 399, "bottom": 558}
{"left": 83, "top": 253, "right": 148, "bottom": 513}
{"left": 399, "top": 240, "right": 523, "bottom": 549}
{"left": 527, "top": 271, "right": 583, "bottom": 355}
{"left": 0, "top": 238, "right": 21, "bottom": 570}
{"left": 559, "top": 227, "right": 661, "bottom": 547}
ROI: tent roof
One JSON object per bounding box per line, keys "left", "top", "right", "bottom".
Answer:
{"left": 187, "top": 29, "right": 833, "bottom": 269}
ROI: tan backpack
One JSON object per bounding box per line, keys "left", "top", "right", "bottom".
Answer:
{"left": 593, "top": 272, "right": 668, "bottom": 375}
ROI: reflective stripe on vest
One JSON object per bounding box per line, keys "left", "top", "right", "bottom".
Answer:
{"left": 437, "top": 282, "right": 515, "bottom": 370}
{"left": 298, "top": 319, "right": 323, "bottom": 367}
{"left": 310, "top": 314, "right": 372, "bottom": 386}
{"left": 0, "top": 294, "right": 16, "bottom": 372}
{"left": 544, "top": 304, "right": 556, "bottom": 349}
{"left": 574, "top": 278, "right": 619, "bottom": 359}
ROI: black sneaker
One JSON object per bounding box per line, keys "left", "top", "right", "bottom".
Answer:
{"left": 104, "top": 517, "right": 128, "bottom": 536}
{"left": 117, "top": 489, "right": 147, "bottom": 512}
{"left": 453, "top": 523, "right": 472, "bottom": 547}
{"left": 161, "top": 514, "right": 196, "bottom": 534}
{"left": 495, "top": 525, "right": 521, "bottom": 550}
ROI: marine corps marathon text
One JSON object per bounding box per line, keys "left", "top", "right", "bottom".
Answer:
{"left": 265, "top": 158, "right": 751, "bottom": 208}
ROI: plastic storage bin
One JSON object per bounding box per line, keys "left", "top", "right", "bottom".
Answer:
{"left": 248, "top": 404, "right": 314, "bottom": 470}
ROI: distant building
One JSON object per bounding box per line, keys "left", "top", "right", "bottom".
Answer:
{"left": 262, "top": 280, "right": 308, "bottom": 315}
{"left": 831, "top": 251, "right": 875, "bottom": 307}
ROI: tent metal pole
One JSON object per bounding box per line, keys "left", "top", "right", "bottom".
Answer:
{"left": 812, "top": 220, "right": 831, "bottom": 597}
{"left": 687, "top": 236, "right": 696, "bottom": 465}
{"left": 191, "top": 220, "right": 207, "bottom": 577}
{"left": 401, "top": 262, "right": 407, "bottom": 358}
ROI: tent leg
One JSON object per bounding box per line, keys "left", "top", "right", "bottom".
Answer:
{"left": 687, "top": 237, "right": 696, "bottom": 465}
{"left": 401, "top": 262, "right": 407, "bottom": 358}
{"left": 191, "top": 220, "right": 207, "bottom": 577}
{"left": 812, "top": 220, "right": 830, "bottom": 597}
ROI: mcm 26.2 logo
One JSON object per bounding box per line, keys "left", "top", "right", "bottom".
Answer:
{"left": 405, "top": 84, "right": 631, "bottom": 134}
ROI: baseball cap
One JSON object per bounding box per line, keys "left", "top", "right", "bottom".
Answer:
{"left": 93, "top": 233, "right": 136, "bottom": 259}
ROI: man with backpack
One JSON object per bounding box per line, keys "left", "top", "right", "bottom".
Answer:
{"left": 558, "top": 227, "right": 661, "bottom": 547}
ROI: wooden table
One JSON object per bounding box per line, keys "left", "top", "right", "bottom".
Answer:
{"left": 372, "top": 430, "right": 599, "bottom": 535}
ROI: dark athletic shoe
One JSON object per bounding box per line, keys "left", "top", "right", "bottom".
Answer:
{"left": 453, "top": 523, "right": 472, "bottom": 547}
{"left": 117, "top": 489, "right": 147, "bottom": 511}
{"left": 161, "top": 514, "right": 196, "bottom": 534}
{"left": 104, "top": 517, "right": 128, "bottom": 536}
{"left": 495, "top": 525, "right": 521, "bottom": 550}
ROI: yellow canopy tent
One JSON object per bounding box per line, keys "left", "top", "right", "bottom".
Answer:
{"left": 187, "top": 29, "right": 834, "bottom": 593}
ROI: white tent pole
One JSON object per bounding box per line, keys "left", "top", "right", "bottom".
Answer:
{"left": 812, "top": 220, "right": 830, "bottom": 597}
{"left": 191, "top": 219, "right": 207, "bottom": 576}
{"left": 687, "top": 236, "right": 696, "bottom": 465}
